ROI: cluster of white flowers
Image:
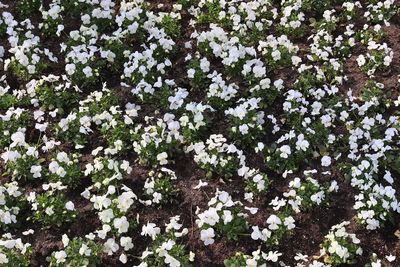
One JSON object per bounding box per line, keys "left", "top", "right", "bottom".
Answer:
{"left": 132, "top": 116, "right": 182, "bottom": 166}
{"left": 269, "top": 171, "right": 338, "bottom": 213}
{"left": 364, "top": 0, "right": 397, "bottom": 25}
{"left": 0, "top": 234, "right": 31, "bottom": 264}
{"left": 141, "top": 168, "right": 177, "bottom": 206}
{"left": 319, "top": 221, "right": 363, "bottom": 264}
{"left": 196, "top": 190, "right": 248, "bottom": 245}
{"left": 0, "top": 182, "right": 24, "bottom": 226}
{"left": 258, "top": 34, "right": 298, "bottom": 67}
{"left": 187, "top": 134, "right": 246, "bottom": 178}
{"left": 279, "top": 0, "right": 305, "bottom": 33}
{"left": 138, "top": 216, "right": 193, "bottom": 267}
{"left": 0, "top": 0, "right": 399, "bottom": 265}
{"left": 207, "top": 71, "right": 239, "bottom": 104}
{"left": 179, "top": 102, "right": 213, "bottom": 134}
{"left": 357, "top": 41, "right": 393, "bottom": 76}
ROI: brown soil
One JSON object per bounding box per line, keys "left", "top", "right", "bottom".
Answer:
{"left": 0, "top": 0, "right": 399, "bottom": 266}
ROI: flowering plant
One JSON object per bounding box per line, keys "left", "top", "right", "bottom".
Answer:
{"left": 49, "top": 236, "right": 102, "bottom": 267}
{"left": 320, "top": 221, "right": 363, "bottom": 266}
{"left": 196, "top": 190, "right": 248, "bottom": 244}
{"left": 27, "top": 183, "right": 77, "bottom": 226}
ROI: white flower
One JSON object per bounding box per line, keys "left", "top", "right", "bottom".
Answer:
{"left": 266, "top": 214, "right": 282, "bottom": 230}
{"left": 284, "top": 216, "right": 296, "bottom": 230}
{"left": 222, "top": 210, "right": 233, "bottom": 224}
{"left": 168, "top": 121, "right": 180, "bottom": 133}
{"left": 103, "top": 238, "right": 119, "bottom": 255}
{"left": 266, "top": 251, "right": 282, "bottom": 262}
{"left": 79, "top": 244, "right": 92, "bottom": 256}
{"left": 0, "top": 253, "right": 8, "bottom": 264}
{"left": 336, "top": 245, "right": 350, "bottom": 260}
{"left": 310, "top": 191, "right": 325, "bottom": 205}
{"left": 62, "top": 234, "right": 69, "bottom": 247}
{"left": 200, "top": 57, "right": 210, "bottom": 72}
{"left": 96, "top": 224, "right": 111, "bottom": 239}
{"left": 54, "top": 251, "right": 67, "bottom": 263}
{"left": 117, "top": 191, "right": 136, "bottom": 212}
{"left": 239, "top": 124, "right": 249, "bottom": 135}
{"left": 197, "top": 208, "right": 219, "bottom": 227}
{"left": 271, "top": 50, "right": 281, "bottom": 61}
{"left": 56, "top": 25, "right": 64, "bottom": 36}
{"left": 200, "top": 228, "right": 215, "bottom": 246}
{"left": 119, "top": 253, "right": 127, "bottom": 264}
{"left": 1, "top": 150, "right": 21, "bottom": 163}
{"left": 294, "top": 253, "right": 308, "bottom": 261}
{"left": 295, "top": 135, "right": 309, "bottom": 151}
{"left": 279, "top": 145, "right": 291, "bottom": 158}
{"left": 157, "top": 152, "right": 168, "bottom": 165}
{"left": 187, "top": 68, "right": 195, "bottom": 78}
{"left": 255, "top": 142, "right": 264, "bottom": 153}
{"left": 56, "top": 152, "right": 69, "bottom": 163}
{"left": 383, "top": 171, "right": 393, "bottom": 184}
{"left": 385, "top": 255, "right": 396, "bottom": 262}
{"left": 290, "top": 177, "right": 301, "bottom": 188}
{"left": 45, "top": 207, "right": 54, "bottom": 216}
{"left": 356, "top": 55, "right": 366, "bottom": 66}
{"left": 27, "top": 65, "right": 36, "bottom": 74}
{"left": 82, "top": 66, "right": 93, "bottom": 77}
{"left": 165, "top": 254, "right": 180, "bottom": 267}
{"left": 251, "top": 226, "right": 269, "bottom": 241}
{"left": 30, "top": 165, "right": 42, "bottom": 178}
{"left": 141, "top": 223, "right": 161, "bottom": 240}
{"left": 65, "top": 63, "right": 76, "bottom": 75}
{"left": 56, "top": 166, "right": 66, "bottom": 177}
{"left": 193, "top": 180, "right": 208, "bottom": 189}
{"left": 383, "top": 55, "right": 392, "bottom": 66}
{"left": 50, "top": 162, "right": 61, "bottom": 174}
{"left": 10, "top": 131, "right": 25, "bottom": 147}
{"left": 99, "top": 209, "right": 114, "bottom": 223}
{"left": 291, "top": 56, "right": 302, "bottom": 66}
{"left": 113, "top": 216, "right": 129, "bottom": 234}
{"left": 65, "top": 201, "right": 75, "bottom": 211}
{"left": 120, "top": 237, "right": 133, "bottom": 251}
{"left": 91, "top": 195, "right": 111, "bottom": 210}
{"left": 321, "top": 155, "right": 332, "bottom": 167}
{"left": 35, "top": 123, "right": 48, "bottom": 132}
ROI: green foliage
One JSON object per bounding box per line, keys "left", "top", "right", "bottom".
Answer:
{"left": 215, "top": 206, "right": 248, "bottom": 241}
{"left": 35, "top": 84, "right": 79, "bottom": 112}
{"left": 320, "top": 222, "right": 362, "bottom": 265}
{"left": 224, "top": 253, "right": 248, "bottom": 267}
{"left": 302, "top": 0, "right": 332, "bottom": 13}
{"left": 9, "top": 59, "right": 48, "bottom": 82}
{"left": 361, "top": 80, "right": 385, "bottom": 102}
{"left": 48, "top": 154, "right": 82, "bottom": 188}
{"left": 245, "top": 172, "right": 270, "bottom": 196}
{"left": 143, "top": 230, "right": 192, "bottom": 267}
{"left": 143, "top": 169, "right": 179, "bottom": 206}
{"left": 132, "top": 121, "right": 180, "bottom": 167}
{"left": 16, "top": 0, "right": 41, "bottom": 18}
{"left": 5, "top": 154, "right": 44, "bottom": 181}
{"left": 0, "top": 182, "right": 29, "bottom": 231}
{"left": 61, "top": 0, "right": 91, "bottom": 16}
{"left": 197, "top": 1, "right": 226, "bottom": 26}
{"left": 0, "top": 244, "right": 31, "bottom": 267}
{"left": 48, "top": 238, "right": 102, "bottom": 267}
{"left": 160, "top": 15, "right": 181, "bottom": 38}
{"left": 224, "top": 251, "right": 267, "bottom": 267}
{"left": 31, "top": 193, "right": 77, "bottom": 226}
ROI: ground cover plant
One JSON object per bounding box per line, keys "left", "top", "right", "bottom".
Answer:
{"left": 0, "top": 0, "right": 400, "bottom": 266}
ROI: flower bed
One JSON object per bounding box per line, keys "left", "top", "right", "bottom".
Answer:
{"left": 0, "top": 0, "right": 400, "bottom": 266}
